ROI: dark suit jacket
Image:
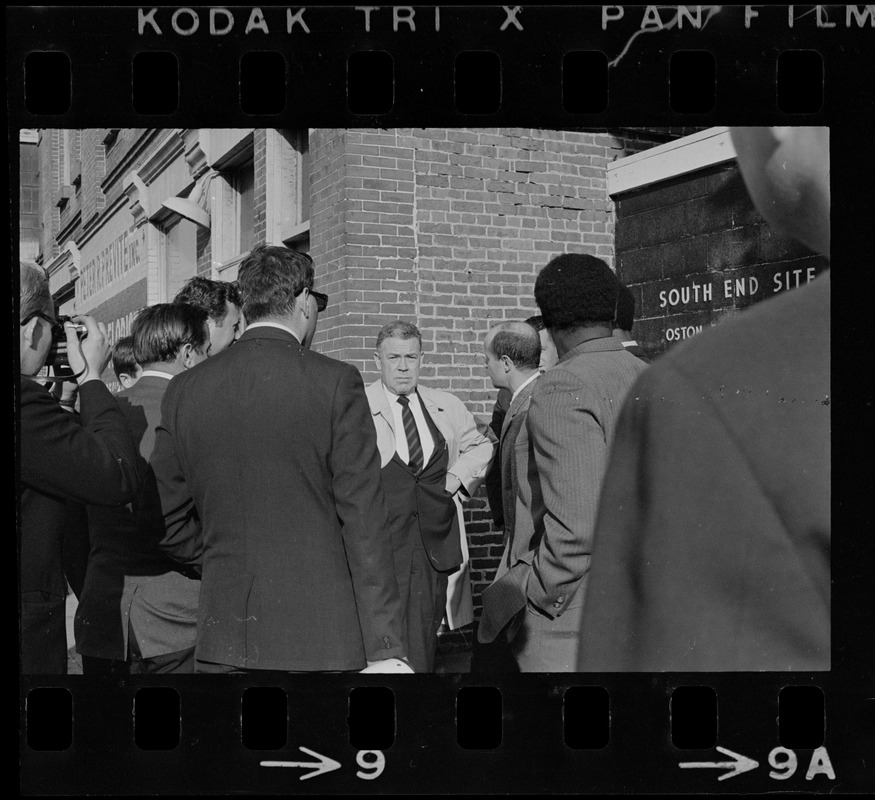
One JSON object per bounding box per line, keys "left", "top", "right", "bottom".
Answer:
{"left": 150, "top": 326, "right": 406, "bottom": 671}
{"left": 76, "top": 375, "right": 199, "bottom": 661}
{"left": 579, "top": 275, "right": 830, "bottom": 671}
{"left": 19, "top": 377, "right": 139, "bottom": 673}
{"left": 484, "top": 387, "right": 511, "bottom": 529}
{"left": 478, "top": 375, "right": 543, "bottom": 643}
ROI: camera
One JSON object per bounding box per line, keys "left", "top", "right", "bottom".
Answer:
{"left": 45, "top": 315, "right": 88, "bottom": 370}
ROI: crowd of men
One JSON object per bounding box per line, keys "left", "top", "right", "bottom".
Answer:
{"left": 19, "top": 126, "right": 830, "bottom": 675}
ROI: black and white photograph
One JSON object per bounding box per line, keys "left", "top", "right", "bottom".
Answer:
{"left": 13, "top": 4, "right": 871, "bottom": 796}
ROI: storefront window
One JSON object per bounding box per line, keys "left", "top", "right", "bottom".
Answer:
{"left": 234, "top": 159, "right": 255, "bottom": 254}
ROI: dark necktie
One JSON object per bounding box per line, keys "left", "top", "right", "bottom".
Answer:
{"left": 397, "top": 394, "right": 424, "bottom": 473}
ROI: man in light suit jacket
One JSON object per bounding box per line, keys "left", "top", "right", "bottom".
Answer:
{"left": 366, "top": 321, "right": 495, "bottom": 673}
{"left": 476, "top": 322, "right": 544, "bottom": 666}
{"left": 515, "top": 254, "right": 648, "bottom": 671}
{"left": 151, "top": 245, "right": 407, "bottom": 673}
{"left": 75, "top": 303, "right": 210, "bottom": 676}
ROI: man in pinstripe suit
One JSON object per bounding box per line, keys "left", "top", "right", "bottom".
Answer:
{"left": 476, "top": 322, "right": 543, "bottom": 663}
{"left": 510, "top": 253, "right": 647, "bottom": 671}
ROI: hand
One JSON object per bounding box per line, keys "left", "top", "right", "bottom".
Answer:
{"left": 57, "top": 379, "right": 80, "bottom": 410}
{"left": 66, "top": 315, "right": 111, "bottom": 385}
{"left": 445, "top": 474, "right": 462, "bottom": 495}
{"left": 361, "top": 658, "right": 414, "bottom": 674}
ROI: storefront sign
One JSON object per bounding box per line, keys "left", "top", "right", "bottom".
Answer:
{"left": 78, "top": 223, "right": 146, "bottom": 307}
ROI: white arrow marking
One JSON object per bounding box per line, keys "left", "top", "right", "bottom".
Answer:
{"left": 260, "top": 746, "right": 342, "bottom": 780}
{"left": 680, "top": 746, "right": 759, "bottom": 781}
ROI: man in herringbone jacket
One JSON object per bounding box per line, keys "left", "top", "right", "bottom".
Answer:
{"left": 512, "top": 254, "right": 647, "bottom": 671}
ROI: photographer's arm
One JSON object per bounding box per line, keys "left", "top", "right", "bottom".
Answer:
{"left": 19, "top": 378, "right": 139, "bottom": 507}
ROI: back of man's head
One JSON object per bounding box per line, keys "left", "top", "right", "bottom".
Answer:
{"left": 20, "top": 260, "right": 52, "bottom": 321}
{"left": 534, "top": 253, "right": 619, "bottom": 331}
{"left": 173, "top": 276, "right": 241, "bottom": 321}
{"left": 730, "top": 126, "right": 830, "bottom": 259}
{"left": 237, "top": 245, "right": 313, "bottom": 323}
{"left": 614, "top": 284, "right": 636, "bottom": 332}
{"left": 488, "top": 322, "right": 541, "bottom": 372}
{"left": 131, "top": 303, "right": 209, "bottom": 366}
{"left": 111, "top": 335, "right": 139, "bottom": 381}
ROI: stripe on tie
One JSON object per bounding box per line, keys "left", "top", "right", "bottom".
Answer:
{"left": 397, "top": 394, "right": 424, "bottom": 473}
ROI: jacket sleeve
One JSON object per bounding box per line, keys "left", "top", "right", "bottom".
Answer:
{"left": 483, "top": 395, "right": 508, "bottom": 527}
{"left": 331, "top": 366, "right": 407, "bottom": 662}
{"left": 578, "top": 363, "right": 831, "bottom": 671}
{"left": 150, "top": 378, "right": 203, "bottom": 566}
{"left": 446, "top": 398, "right": 496, "bottom": 498}
{"left": 524, "top": 369, "right": 605, "bottom": 616}
{"left": 20, "top": 378, "right": 139, "bottom": 507}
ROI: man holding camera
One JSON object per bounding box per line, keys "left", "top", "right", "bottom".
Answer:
{"left": 18, "top": 261, "right": 139, "bottom": 674}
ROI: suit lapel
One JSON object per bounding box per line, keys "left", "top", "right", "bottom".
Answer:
{"left": 499, "top": 376, "right": 538, "bottom": 445}
{"left": 367, "top": 380, "right": 396, "bottom": 433}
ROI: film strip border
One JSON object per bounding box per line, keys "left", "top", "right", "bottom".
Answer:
{"left": 11, "top": 4, "right": 875, "bottom": 795}
{"left": 20, "top": 675, "right": 866, "bottom": 793}
{"left": 7, "top": 5, "right": 874, "bottom": 125}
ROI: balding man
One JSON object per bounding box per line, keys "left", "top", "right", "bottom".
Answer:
{"left": 477, "top": 322, "right": 544, "bottom": 657}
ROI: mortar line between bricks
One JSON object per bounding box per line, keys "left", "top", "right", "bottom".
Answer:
{"left": 411, "top": 137, "right": 421, "bottom": 324}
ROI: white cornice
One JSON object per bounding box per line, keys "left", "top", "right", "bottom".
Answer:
{"left": 607, "top": 127, "right": 736, "bottom": 196}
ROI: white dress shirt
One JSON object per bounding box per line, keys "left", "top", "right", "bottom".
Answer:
{"left": 139, "top": 369, "right": 175, "bottom": 381}
{"left": 382, "top": 384, "right": 435, "bottom": 467}
{"left": 245, "top": 321, "right": 300, "bottom": 340}
{"left": 510, "top": 370, "right": 540, "bottom": 406}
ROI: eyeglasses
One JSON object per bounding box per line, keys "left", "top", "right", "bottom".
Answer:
{"left": 293, "top": 286, "right": 328, "bottom": 312}
{"left": 20, "top": 310, "right": 58, "bottom": 332}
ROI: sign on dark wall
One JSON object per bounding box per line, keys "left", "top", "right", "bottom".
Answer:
{"left": 616, "top": 163, "right": 829, "bottom": 358}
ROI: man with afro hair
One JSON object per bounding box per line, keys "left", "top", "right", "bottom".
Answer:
{"left": 504, "top": 252, "right": 647, "bottom": 671}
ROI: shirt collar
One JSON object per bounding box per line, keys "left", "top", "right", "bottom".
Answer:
{"left": 557, "top": 335, "right": 625, "bottom": 365}
{"left": 139, "top": 369, "right": 175, "bottom": 380}
{"left": 245, "top": 321, "right": 300, "bottom": 340}
{"left": 383, "top": 382, "right": 419, "bottom": 408}
{"left": 510, "top": 371, "right": 539, "bottom": 404}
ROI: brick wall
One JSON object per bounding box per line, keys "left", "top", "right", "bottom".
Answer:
{"left": 38, "top": 131, "right": 61, "bottom": 263}
{"left": 19, "top": 140, "right": 40, "bottom": 262}
{"left": 80, "top": 129, "right": 107, "bottom": 230}
{"left": 616, "top": 163, "right": 829, "bottom": 359}
{"left": 252, "top": 128, "right": 268, "bottom": 245}
{"left": 308, "top": 127, "right": 665, "bottom": 640}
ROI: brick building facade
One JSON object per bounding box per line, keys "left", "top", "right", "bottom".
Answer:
{"left": 33, "top": 126, "right": 821, "bottom": 649}
{"left": 19, "top": 130, "right": 40, "bottom": 262}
